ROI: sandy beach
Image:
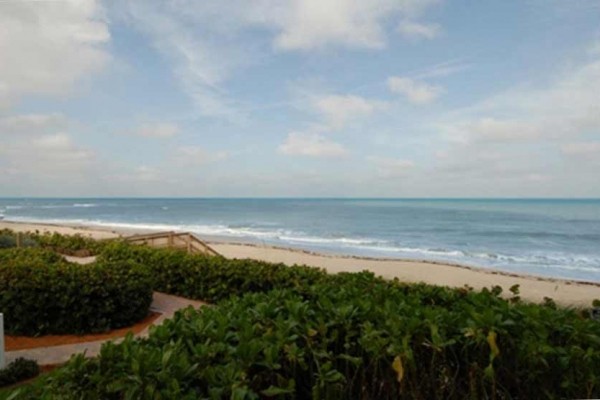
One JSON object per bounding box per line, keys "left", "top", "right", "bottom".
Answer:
{"left": 1, "top": 220, "right": 599, "bottom": 307}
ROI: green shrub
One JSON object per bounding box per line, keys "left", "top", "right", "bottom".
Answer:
{"left": 28, "top": 231, "right": 111, "bottom": 256}
{"left": 0, "top": 230, "right": 37, "bottom": 249}
{"left": 0, "top": 358, "right": 40, "bottom": 388}
{"left": 99, "top": 241, "right": 327, "bottom": 303}
{"left": 0, "top": 233, "right": 16, "bottom": 249}
{"left": 0, "top": 229, "right": 111, "bottom": 255}
{"left": 0, "top": 249, "right": 153, "bottom": 335}
{"left": 0, "top": 248, "right": 62, "bottom": 265}
{"left": 11, "top": 273, "right": 600, "bottom": 399}
{"left": 3, "top": 238, "right": 600, "bottom": 398}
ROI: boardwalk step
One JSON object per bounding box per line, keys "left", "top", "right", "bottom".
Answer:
{"left": 125, "top": 231, "right": 220, "bottom": 256}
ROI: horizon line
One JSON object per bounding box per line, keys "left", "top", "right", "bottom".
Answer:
{"left": 1, "top": 196, "right": 599, "bottom": 201}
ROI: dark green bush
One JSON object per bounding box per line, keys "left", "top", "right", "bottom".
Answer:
{"left": 0, "top": 229, "right": 111, "bottom": 255}
{"left": 0, "top": 233, "right": 16, "bottom": 249}
{"left": 99, "top": 241, "right": 327, "bottom": 302}
{"left": 0, "top": 248, "right": 153, "bottom": 335}
{"left": 0, "top": 359, "right": 40, "bottom": 388}
{"left": 11, "top": 272, "right": 600, "bottom": 399}
{"left": 3, "top": 238, "right": 600, "bottom": 398}
{"left": 0, "top": 248, "right": 62, "bottom": 265}
{"left": 0, "top": 230, "right": 37, "bottom": 249}
{"left": 28, "top": 231, "right": 111, "bottom": 256}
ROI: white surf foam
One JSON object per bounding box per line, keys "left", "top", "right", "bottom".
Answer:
{"left": 5, "top": 216, "right": 599, "bottom": 277}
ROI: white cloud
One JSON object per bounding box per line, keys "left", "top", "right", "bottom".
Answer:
{"left": 367, "top": 156, "right": 415, "bottom": 176}
{"left": 388, "top": 76, "right": 443, "bottom": 104}
{"left": 426, "top": 50, "right": 600, "bottom": 194}
{"left": 439, "top": 57, "right": 600, "bottom": 145}
{"left": 0, "top": 113, "right": 68, "bottom": 134}
{"left": 175, "top": 0, "right": 442, "bottom": 51}
{"left": 33, "top": 133, "right": 74, "bottom": 150}
{"left": 562, "top": 142, "right": 600, "bottom": 156}
{"left": 0, "top": 0, "right": 110, "bottom": 106}
{"left": 115, "top": 0, "right": 441, "bottom": 118}
{"left": 1, "top": 133, "right": 95, "bottom": 183}
{"left": 278, "top": 93, "right": 386, "bottom": 158}
{"left": 131, "top": 166, "right": 161, "bottom": 182}
{"left": 120, "top": 1, "right": 248, "bottom": 118}
{"left": 277, "top": 92, "right": 386, "bottom": 158}
{"left": 0, "top": 112, "right": 99, "bottom": 195}
{"left": 449, "top": 118, "right": 542, "bottom": 144}
{"left": 524, "top": 173, "right": 550, "bottom": 183}
{"left": 135, "top": 123, "right": 179, "bottom": 138}
{"left": 314, "top": 95, "right": 387, "bottom": 130}
{"left": 176, "top": 146, "right": 229, "bottom": 165}
{"left": 270, "top": 0, "right": 396, "bottom": 50}
{"left": 272, "top": 0, "right": 441, "bottom": 50}
{"left": 397, "top": 20, "right": 440, "bottom": 40}
{"left": 413, "top": 60, "right": 471, "bottom": 79}
{"left": 279, "top": 132, "right": 348, "bottom": 157}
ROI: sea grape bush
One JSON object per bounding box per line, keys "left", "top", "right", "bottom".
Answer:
{"left": 0, "top": 229, "right": 111, "bottom": 255}
{"left": 0, "top": 358, "right": 40, "bottom": 388}
{"left": 0, "top": 247, "right": 62, "bottom": 265}
{"left": 0, "top": 230, "right": 37, "bottom": 249}
{"left": 98, "top": 241, "right": 327, "bottom": 302}
{"left": 11, "top": 272, "right": 600, "bottom": 399}
{"left": 28, "top": 231, "right": 111, "bottom": 256}
{"left": 0, "top": 248, "right": 153, "bottom": 335}
{"left": 1, "top": 234, "right": 600, "bottom": 398}
{"left": 0, "top": 231, "right": 14, "bottom": 249}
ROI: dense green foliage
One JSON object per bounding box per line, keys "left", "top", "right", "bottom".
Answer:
{"left": 10, "top": 272, "right": 600, "bottom": 399}
{"left": 99, "top": 241, "right": 327, "bottom": 303}
{"left": 0, "top": 230, "right": 37, "bottom": 249}
{"left": 0, "top": 229, "right": 111, "bottom": 255}
{"left": 1, "top": 233, "right": 600, "bottom": 398}
{"left": 0, "top": 230, "right": 14, "bottom": 249}
{"left": 28, "top": 231, "right": 109, "bottom": 256}
{"left": 0, "top": 248, "right": 153, "bottom": 335}
{"left": 0, "top": 359, "right": 40, "bottom": 388}
{"left": 0, "top": 247, "right": 62, "bottom": 265}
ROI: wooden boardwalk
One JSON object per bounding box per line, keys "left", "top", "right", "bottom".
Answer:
{"left": 125, "top": 231, "right": 220, "bottom": 256}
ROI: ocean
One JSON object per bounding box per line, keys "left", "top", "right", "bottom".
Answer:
{"left": 1, "top": 198, "right": 599, "bottom": 282}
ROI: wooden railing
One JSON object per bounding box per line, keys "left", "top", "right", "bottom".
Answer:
{"left": 125, "top": 231, "right": 220, "bottom": 256}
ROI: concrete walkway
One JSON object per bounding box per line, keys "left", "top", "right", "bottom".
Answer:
{"left": 5, "top": 292, "right": 206, "bottom": 365}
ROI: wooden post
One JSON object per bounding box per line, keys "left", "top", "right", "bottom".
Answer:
{"left": 0, "top": 313, "right": 5, "bottom": 369}
{"left": 16, "top": 232, "right": 22, "bottom": 248}
{"left": 168, "top": 232, "right": 173, "bottom": 247}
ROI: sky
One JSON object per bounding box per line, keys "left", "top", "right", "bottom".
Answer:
{"left": 0, "top": 0, "right": 599, "bottom": 197}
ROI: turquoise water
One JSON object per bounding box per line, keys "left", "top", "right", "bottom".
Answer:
{"left": 1, "top": 198, "right": 599, "bottom": 282}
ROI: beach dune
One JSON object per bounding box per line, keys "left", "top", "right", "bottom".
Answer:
{"left": 1, "top": 220, "right": 599, "bottom": 307}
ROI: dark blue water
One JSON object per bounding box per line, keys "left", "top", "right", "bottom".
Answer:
{"left": 1, "top": 198, "right": 599, "bottom": 282}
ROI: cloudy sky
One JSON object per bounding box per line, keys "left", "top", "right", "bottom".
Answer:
{"left": 1, "top": 0, "right": 599, "bottom": 197}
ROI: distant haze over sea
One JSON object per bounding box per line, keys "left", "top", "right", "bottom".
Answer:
{"left": 1, "top": 198, "right": 599, "bottom": 282}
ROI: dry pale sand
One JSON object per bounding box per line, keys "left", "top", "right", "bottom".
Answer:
{"left": 2, "top": 220, "right": 599, "bottom": 307}
{"left": 0, "top": 220, "right": 122, "bottom": 240}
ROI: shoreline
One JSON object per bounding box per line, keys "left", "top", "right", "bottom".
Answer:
{"left": 2, "top": 219, "right": 600, "bottom": 306}
{"left": 2, "top": 218, "right": 598, "bottom": 286}
{"left": 208, "top": 239, "right": 600, "bottom": 287}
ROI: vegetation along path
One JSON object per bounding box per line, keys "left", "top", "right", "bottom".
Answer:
{"left": 5, "top": 292, "right": 206, "bottom": 366}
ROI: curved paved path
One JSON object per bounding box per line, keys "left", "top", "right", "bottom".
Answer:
{"left": 5, "top": 292, "right": 206, "bottom": 365}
